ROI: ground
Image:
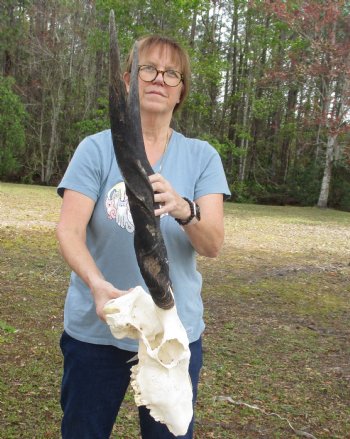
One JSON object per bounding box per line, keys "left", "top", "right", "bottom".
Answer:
{"left": 0, "top": 182, "right": 349, "bottom": 438}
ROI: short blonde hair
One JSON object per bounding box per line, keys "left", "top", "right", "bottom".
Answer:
{"left": 125, "top": 36, "right": 191, "bottom": 113}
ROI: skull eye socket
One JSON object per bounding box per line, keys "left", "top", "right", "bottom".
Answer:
{"left": 158, "top": 339, "right": 186, "bottom": 366}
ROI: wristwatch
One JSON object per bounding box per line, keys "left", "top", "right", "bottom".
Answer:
{"left": 175, "top": 197, "right": 201, "bottom": 226}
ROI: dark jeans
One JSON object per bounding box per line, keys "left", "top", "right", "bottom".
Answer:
{"left": 60, "top": 331, "right": 202, "bottom": 439}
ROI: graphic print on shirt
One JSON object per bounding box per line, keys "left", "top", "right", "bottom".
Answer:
{"left": 105, "top": 181, "right": 134, "bottom": 233}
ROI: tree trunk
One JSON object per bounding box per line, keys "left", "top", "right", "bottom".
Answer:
{"left": 39, "top": 94, "right": 45, "bottom": 182}
{"left": 317, "top": 71, "right": 349, "bottom": 208}
{"left": 189, "top": 7, "right": 197, "bottom": 47}
{"left": 245, "top": 14, "right": 269, "bottom": 181}
{"left": 43, "top": 86, "right": 62, "bottom": 184}
{"left": 317, "top": 134, "right": 337, "bottom": 208}
{"left": 220, "top": 1, "right": 237, "bottom": 138}
{"left": 278, "top": 85, "right": 298, "bottom": 183}
{"left": 4, "top": 50, "right": 12, "bottom": 76}
{"left": 238, "top": 72, "right": 252, "bottom": 182}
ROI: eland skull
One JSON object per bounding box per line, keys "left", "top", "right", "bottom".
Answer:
{"left": 104, "top": 286, "right": 193, "bottom": 436}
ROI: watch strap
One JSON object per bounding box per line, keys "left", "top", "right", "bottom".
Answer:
{"left": 175, "top": 197, "right": 200, "bottom": 226}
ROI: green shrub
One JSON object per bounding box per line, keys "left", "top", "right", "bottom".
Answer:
{"left": 329, "top": 163, "right": 350, "bottom": 212}
{"left": 73, "top": 97, "right": 109, "bottom": 141}
{"left": 230, "top": 181, "right": 266, "bottom": 204}
{"left": 286, "top": 162, "right": 323, "bottom": 206}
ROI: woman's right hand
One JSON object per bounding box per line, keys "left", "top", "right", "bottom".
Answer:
{"left": 90, "top": 278, "right": 130, "bottom": 321}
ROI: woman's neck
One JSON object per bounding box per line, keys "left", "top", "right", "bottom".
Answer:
{"left": 141, "top": 113, "right": 172, "bottom": 165}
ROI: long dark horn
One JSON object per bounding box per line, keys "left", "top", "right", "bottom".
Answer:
{"left": 109, "top": 10, "right": 174, "bottom": 310}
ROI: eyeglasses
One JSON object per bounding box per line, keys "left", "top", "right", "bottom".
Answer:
{"left": 138, "top": 65, "right": 183, "bottom": 87}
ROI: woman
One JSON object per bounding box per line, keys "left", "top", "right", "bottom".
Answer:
{"left": 56, "top": 35, "right": 230, "bottom": 439}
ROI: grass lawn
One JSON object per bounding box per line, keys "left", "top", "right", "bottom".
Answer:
{"left": 0, "top": 182, "right": 349, "bottom": 438}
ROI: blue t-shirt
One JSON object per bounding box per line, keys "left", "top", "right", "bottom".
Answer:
{"left": 58, "top": 129, "right": 230, "bottom": 351}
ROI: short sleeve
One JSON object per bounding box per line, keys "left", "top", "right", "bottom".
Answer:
{"left": 57, "top": 137, "right": 104, "bottom": 201}
{"left": 194, "top": 143, "right": 231, "bottom": 200}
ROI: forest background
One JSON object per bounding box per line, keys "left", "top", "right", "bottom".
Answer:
{"left": 1, "top": 0, "right": 350, "bottom": 211}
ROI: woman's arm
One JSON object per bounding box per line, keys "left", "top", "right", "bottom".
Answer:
{"left": 182, "top": 193, "right": 224, "bottom": 258}
{"left": 56, "top": 189, "right": 128, "bottom": 320}
{"left": 149, "top": 174, "right": 225, "bottom": 258}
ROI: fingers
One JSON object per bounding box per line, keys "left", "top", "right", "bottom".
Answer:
{"left": 92, "top": 280, "right": 132, "bottom": 321}
{"left": 150, "top": 174, "right": 171, "bottom": 216}
{"left": 149, "top": 173, "right": 168, "bottom": 194}
{"left": 154, "top": 204, "right": 168, "bottom": 217}
{"left": 148, "top": 173, "right": 162, "bottom": 184}
{"left": 153, "top": 190, "right": 176, "bottom": 217}
{"left": 149, "top": 173, "right": 184, "bottom": 218}
{"left": 153, "top": 192, "right": 169, "bottom": 205}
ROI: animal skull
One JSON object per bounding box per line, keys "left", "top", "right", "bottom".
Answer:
{"left": 104, "top": 286, "right": 193, "bottom": 436}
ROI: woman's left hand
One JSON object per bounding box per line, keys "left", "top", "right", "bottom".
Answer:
{"left": 149, "top": 173, "right": 225, "bottom": 258}
{"left": 149, "top": 173, "right": 190, "bottom": 220}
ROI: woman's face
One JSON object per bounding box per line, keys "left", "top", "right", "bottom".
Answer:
{"left": 125, "top": 44, "right": 183, "bottom": 117}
